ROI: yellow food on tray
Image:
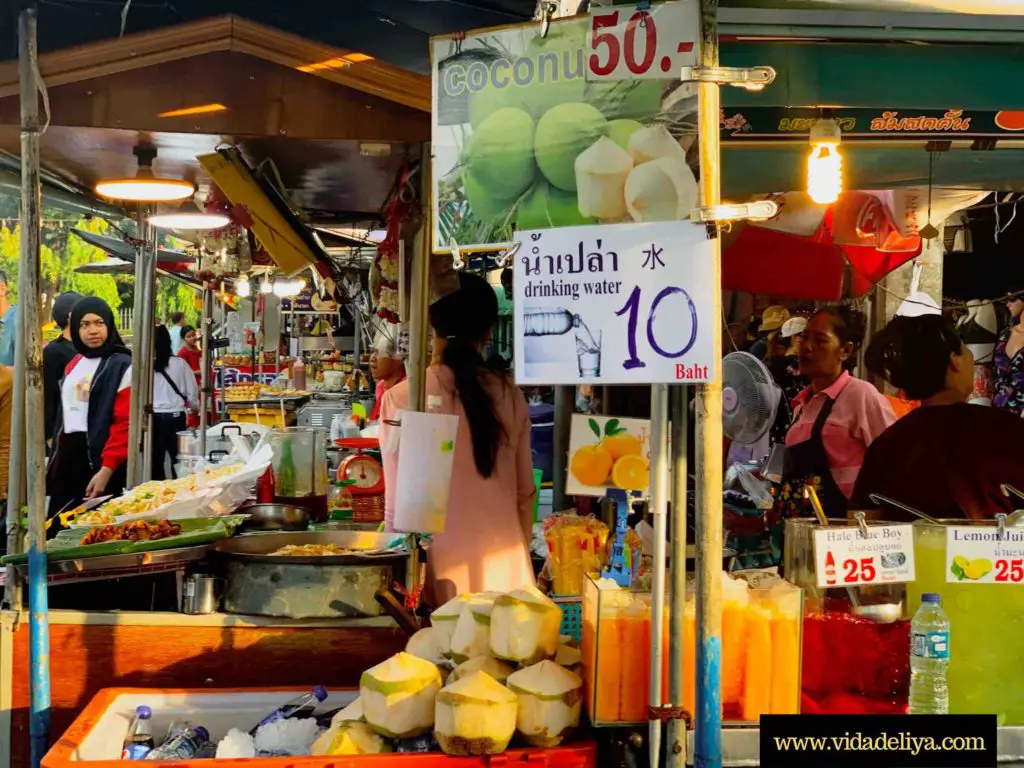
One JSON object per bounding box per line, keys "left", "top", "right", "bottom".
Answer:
{"left": 225, "top": 384, "right": 261, "bottom": 401}
{"left": 271, "top": 544, "right": 354, "bottom": 556}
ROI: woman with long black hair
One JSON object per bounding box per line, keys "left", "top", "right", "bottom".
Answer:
{"left": 152, "top": 325, "right": 198, "bottom": 479}
{"left": 48, "top": 297, "right": 132, "bottom": 515}
{"left": 380, "top": 273, "right": 535, "bottom": 603}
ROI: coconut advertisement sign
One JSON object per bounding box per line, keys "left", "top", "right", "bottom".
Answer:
{"left": 430, "top": 11, "right": 700, "bottom": 252}
{"left": 513, "top": 220, "right": 714, "bottom": 386}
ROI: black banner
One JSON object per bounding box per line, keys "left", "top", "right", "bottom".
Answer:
{"left": 760, "top": 714, "right": 997, "bottom": 768}
{"left": 721, "top": 107, "right": 1024, "bottom": 141}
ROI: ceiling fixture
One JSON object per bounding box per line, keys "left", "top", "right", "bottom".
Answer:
{"left": 235, "top": 276, "right": 251, "bottom": 298}
{"left": 149, "top": 199, "right": 230, "bottom": 230}
{"left": 95, "top": 145, "right": 195, "bottom": 202}
{"left": 807, "top": 118, "right": 843, "bottom": 205}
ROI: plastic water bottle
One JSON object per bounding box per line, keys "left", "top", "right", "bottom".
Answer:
{"left": 523, "top": 309, "right": 579, "bottom": 336}
{"left": 909, "top": 593, "right": 950, "bottom": 714}
{"left": 145, "top": 726, "right": 210, "bottom": 760}
{"left": 252, "top": 686, "right": 328, "bottom": 732}
{"left": 121, "top": 706, "right": 154, "bottom": 760}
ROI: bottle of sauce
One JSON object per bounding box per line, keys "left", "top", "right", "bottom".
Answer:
{"left": 293, "top": 357, "right": 307, "bottom": 390}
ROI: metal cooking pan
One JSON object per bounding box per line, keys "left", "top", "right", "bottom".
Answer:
{"left": 212, "top": 530, "right": 406, "bottom": 566}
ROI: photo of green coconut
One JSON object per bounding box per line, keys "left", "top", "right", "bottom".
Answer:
{"left": 434, "top": 671, "right": 519, "bottom": 756}
{"left": 433, "top": 15, "right": 698, "bottom": 248}
{"left": 449, "top": 592, "right": 501, "bottom": 663}
{"left": 489, "top": 584, "right": 562, "bottom": 665}
{"left": 359, "top": 652, "right": 443, "bottom": 739}
{"left": 507, "top": 660, "right": 584, "bottom": 748}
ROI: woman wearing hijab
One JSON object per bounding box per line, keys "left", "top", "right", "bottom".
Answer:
{"left": 380, "top": 273, "right": 535, "bottom": 604}
{"left": 47, "top": 297, "right": 132, "bottom": 515}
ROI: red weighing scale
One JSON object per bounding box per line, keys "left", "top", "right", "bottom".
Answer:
{"left": 335, "top": 437, "right": 385, "bottom": 522}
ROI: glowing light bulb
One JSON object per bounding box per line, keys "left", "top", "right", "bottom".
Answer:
{"left": 236, "top": 277, "right": 251, "bottom": 298}
{"left": 807, "top": 144, "right": 843, "bottom": 205}
{"left": 259, "top": 277, "right": 273, "bottom": 294}
{"left": 807, "top": 118, "right": 844, "bottom": 205}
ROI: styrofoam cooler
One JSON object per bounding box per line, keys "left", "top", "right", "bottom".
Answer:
{"left": 391, "top": 410, "right": 460, "bottom": 534}
{"left": 44, "top": 688, "right": 598, "bottom": 767}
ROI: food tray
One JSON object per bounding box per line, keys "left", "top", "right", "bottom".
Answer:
{"left": 213, "top": 530, "right": 407, "bottom": 565}
{"left": 44, "top": 687, "right": 599, "bottom": 768}
{"left": 1, "top": 517, "right": 241, "bottom": 565}
{"left": 12, "top": 545, "right": 210, "bottom": 581}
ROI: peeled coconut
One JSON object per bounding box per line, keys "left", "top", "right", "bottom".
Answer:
{"left": 555, "top": 643, "right": 582, "bottom": 673}
{"left": 626, "top": 124, "right": 688, "bottom": 166}
{"left": 407, "top": 627, "right": 447, "bottom": 666}
{"left": 559, "top": 634, "right": 577, "bottom": 648}
{"left": 490, "top": 585, "right": 562, "bottom": 665}
{"left": 435, "top": 671, "right": 519, "bottom": 756}
{"left": 575, "top": 136, "right": 633, "bottom": 220}
{"left": 432, "top": 594, "right": 471, "bottom": 656}
{"left": 625, "top": 157, "right": 699, "bottom": 222}
{"left": 359, "top": 652, "right": 442, "bottom": 739}
{"left": 449, "top": 593, "right": 500, "bottom": 664}
{"left": 332, "top": 697, "right": 365, "bottom": 726}
{"left": 507, "top": 660, "right": 583, "bottom": 748}
{"left": 449, "top": 656, "right": 516, "bottom": 685}
{"left": 314, "top": 722, "right": 392, "bottom": 755}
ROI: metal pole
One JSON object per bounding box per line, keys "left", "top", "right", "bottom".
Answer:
{"left": 199, "top": 282, "right": 212, "bottom": 458}
{"left": 647, "top": 383, "right": 670, "bottom": 768}
{"left": 695, "top": 2, "right": 724, "bottom": 767}
{"left": 126, "top": 208, "right": 147, "bottom": 487}
{"left": 407, "top": 145, "right": 432, "bottom": 413}
{"left": 552, "top": 386, "right": 572, "bottom": 511}
{"left": 19, "top": 8, "right": 50, "bottom": 766}
{"left": 667, "top": 385, "right": 689, "bottom": 767}
{"left": 141, "top": 224, "right": 157, "bottom": 481}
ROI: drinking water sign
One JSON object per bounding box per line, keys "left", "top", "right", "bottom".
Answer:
{"left": 513, "top": 221, "right": 714, "bottom": 385}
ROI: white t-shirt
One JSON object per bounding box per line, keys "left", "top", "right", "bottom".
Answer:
{"left": 154, "top": 356, "right": 198, "bottom": 414}
{"left": 61, "top": 357, "right": 132, "bottom": 434}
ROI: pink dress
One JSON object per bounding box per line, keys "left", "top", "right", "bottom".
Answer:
{"left": 380, "top": 366, "right": 536, "bottom": 604}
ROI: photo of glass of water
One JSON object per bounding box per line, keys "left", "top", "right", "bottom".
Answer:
{"left": 576, "top": 327, "right": 601, "bottom": 378}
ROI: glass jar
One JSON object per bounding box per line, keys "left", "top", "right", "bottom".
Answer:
{"left": 328, "top": 479, "right": 356, "bottom": 521}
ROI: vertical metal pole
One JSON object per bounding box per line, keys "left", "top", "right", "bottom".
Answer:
{"left": 19, "top": 9, "right": 50, "bottom": 766}
{"left": 141, "top": 227, "right": 157, "bottom": 481}
{"left": 552, "top": 386, "right": 572, "bottom": 511}
{"left": 647, "top": 383, "right": 670, "bottom": 768}
{"left": 199, "top": 282, "right": 212, "bottom": 459}
{"left": 127, "top": 208, "right": 149, "bottom": 487}
{"left": 407, "top": 145, "right": 432, "bottom": 413}
{"left": 667, "top": 386, "right": 689, "bottom": 766}
{"left": 695, "top": 2, "right": 724, "bottom": 767}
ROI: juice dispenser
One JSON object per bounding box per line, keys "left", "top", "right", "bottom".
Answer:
{"left": 910, "top": 519, "right": 1024, "bottom": 724}
{"left": 784, "top": 518, "right": 909, "bottom": 714}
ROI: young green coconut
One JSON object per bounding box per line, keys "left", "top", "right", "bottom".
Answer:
{"left": 448, "top": 655, "right": 516, "bottom": 685}
{"left": 435, "top": 671, "right": 519, "bottom": 756}
{"left": 359, "top": 652, "right": 442, "bottom": 739}
{"left": 315, "top": 722, "right": 391, "bottom": 755}
{"left": 449, "top": 592, "right": 500, "bottom": 663}
{"left": 430, "top": 594, "right": 471, "bottom": 656}
{"left": 554, "top": 643, "right": 582, "bottom": 673}
{"left": 489, "top": 585, "right": 562, "bottom": 665}
{"left": 507, "top": 660, "right": 583, "bottom": 748}
{"left": 309, "top": 697, "right": 366, "bottom": 754}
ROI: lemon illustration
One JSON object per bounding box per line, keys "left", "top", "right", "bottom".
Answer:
{"left": 953, "top": 555, "right": 969, "bottom": 570}
{"left": 964, "top": 558, "right": 993, "bottom": 580}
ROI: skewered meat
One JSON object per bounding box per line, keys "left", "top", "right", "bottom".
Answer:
{"left": 80, "top": 520, "right": 182, "bottom": 546}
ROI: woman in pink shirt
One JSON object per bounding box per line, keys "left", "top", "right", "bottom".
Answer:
{"left": 775, "top": 306, "right": 895, "bottom": 519}
{"left": 381, "top": 273, "right": 535, "bottom": 604}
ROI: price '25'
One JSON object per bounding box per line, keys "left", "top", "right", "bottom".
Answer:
{"left": 616, "top": 286, "right": 697, "bottom": 370}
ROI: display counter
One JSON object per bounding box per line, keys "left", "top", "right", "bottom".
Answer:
{"left": 0, "top": 609, "right": 405, "bottom": 768}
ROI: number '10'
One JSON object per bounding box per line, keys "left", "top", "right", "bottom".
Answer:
{"left": 615, "top": 286, "right": 698, "bottom": 370}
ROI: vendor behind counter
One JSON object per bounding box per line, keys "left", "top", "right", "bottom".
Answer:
{"left": 853, "top": 313, "right": 1024, "bottom": 520}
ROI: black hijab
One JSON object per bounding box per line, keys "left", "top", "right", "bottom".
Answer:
{"left": 70, "top": 297, "right": 130, "bottom": 359}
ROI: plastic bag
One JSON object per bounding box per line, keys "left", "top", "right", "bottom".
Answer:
{"left": 726, "top": 462, "right": 774, "bottom": 510}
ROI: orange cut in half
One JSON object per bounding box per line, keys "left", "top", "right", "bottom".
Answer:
{"left": 612, "top": 454, "right": 650, "bottom": 491}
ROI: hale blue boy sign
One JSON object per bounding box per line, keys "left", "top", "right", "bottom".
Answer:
{"left": 513, "top": 221, "right": 714, "bottom": 385}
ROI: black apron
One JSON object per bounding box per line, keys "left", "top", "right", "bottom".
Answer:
{"left": 776, "top": 392, "right": 848, "bottom": 518}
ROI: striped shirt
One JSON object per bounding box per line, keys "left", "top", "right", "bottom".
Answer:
{"left": 787, "top": 371, "right": 896, "bottom": 499}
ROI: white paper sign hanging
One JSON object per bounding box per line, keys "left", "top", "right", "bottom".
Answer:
{"left": 514, "top": 221, "right": 715, "bottom": 385}
{"left": 813, "top": 525, "right": 916, "bottom": 588}
{"left": 392, "top": 410, "right": 460, "bottom": 534}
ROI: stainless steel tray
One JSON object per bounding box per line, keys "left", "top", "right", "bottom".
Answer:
{"left": 212, "top": 530, "right": 406, "bottom": 565}
{"left": 13, "top": 544, "right": 210, "bottom": 575}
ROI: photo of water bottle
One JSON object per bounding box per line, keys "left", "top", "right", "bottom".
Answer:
{"left": 522, "top": 307, "right": 601, "bottom": 380}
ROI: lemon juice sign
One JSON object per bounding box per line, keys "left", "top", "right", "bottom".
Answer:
{"left": 430, "top": 14, "right": 699, "bottom": 252}
{"left": 946, "top": 526, "right": 1024, "bottom": 584}
{"left": 513, "top": 221, "right": 713, "bottom": 386}
{"left": 813, "top": 525, "right": 915, "bottom": 588}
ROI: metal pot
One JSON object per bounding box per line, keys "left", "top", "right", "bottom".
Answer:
{"left": 177, "top": 423, "right": 254, "bottom": 461}
{"left": 238, "top": 503, "right": 310, "bottom": 532}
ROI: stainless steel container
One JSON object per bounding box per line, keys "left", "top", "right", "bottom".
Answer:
{"left": 182, "top": 574, "right": 220, "bottom": 614}
{"left": 213, "top": 531, "right": 407, "bottom": 619}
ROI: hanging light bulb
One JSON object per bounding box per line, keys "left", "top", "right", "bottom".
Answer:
{"left": 807, "top": 118, "right": 843, "bottom": 205}
{"left": 236, "top": 277, "right": 251, "bottom": 298}
{"left": 272, "top": 279, "right": 289, "bottom": 298}
{"left": 259, "top": 276, "right": 274, "bottom": 294}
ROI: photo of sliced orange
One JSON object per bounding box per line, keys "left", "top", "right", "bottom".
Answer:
{"left": 570, "top": 444, "right": 614, "bottom": 487}
{"left": 612, "top": 454, "right": 650, "bottom": 491}
{"left": 601, "top": 432, "right": 643, "bottom": 461}
{"left": 995, "top": 111, "right": 1024, "bottom": 131}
